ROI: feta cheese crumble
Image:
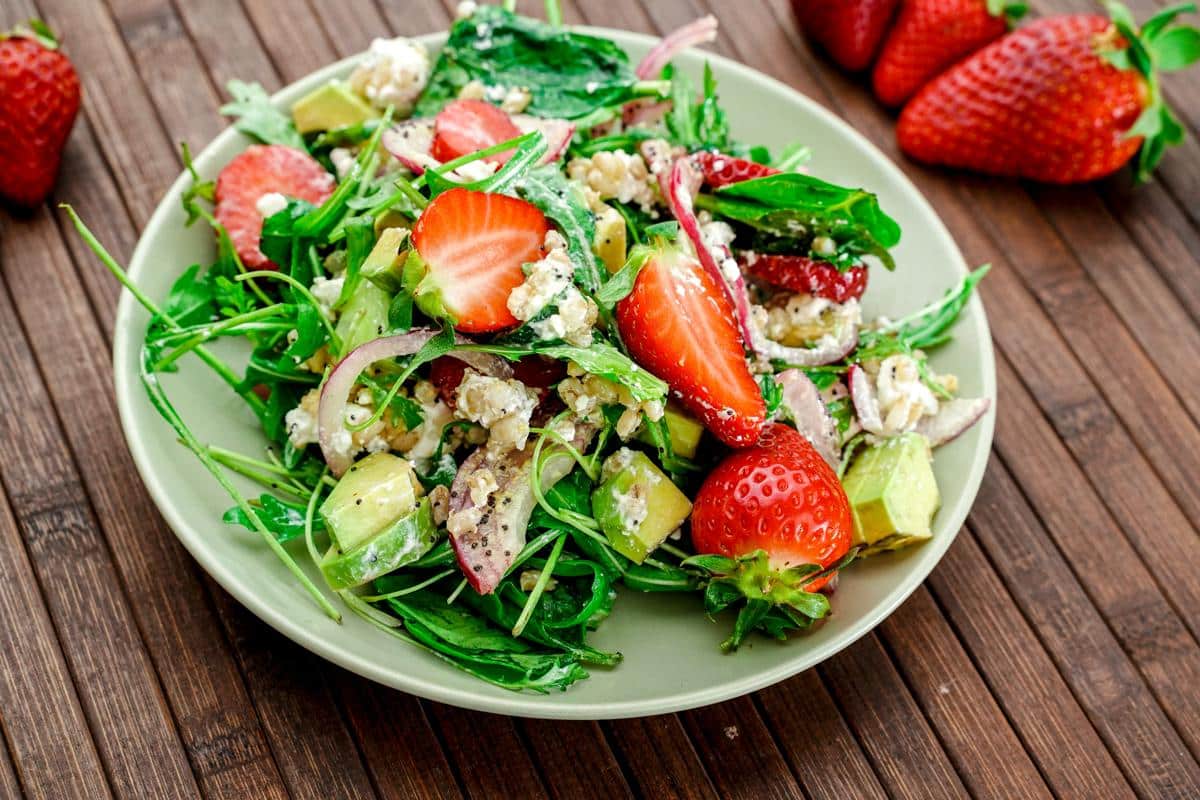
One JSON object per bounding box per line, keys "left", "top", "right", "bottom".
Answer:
{"left": 454, "top": 371, "right": 539, "bottom": 456}
{"left": 329, "top": 147, "right": 357, "bottom": 180}
{"left": 558, "top": 365, "right": 664, "bottom": 439}
{"left": 309, "top": 275, "right": 344, "bottom": 318}
{"left": 507, "top": 231, "right": 599, "bottom": 347}
{"left": 255, "top": 192, "right": 288, "bottom": 218}
{"left": 567, "top": 149, "right": 657, "bottom": 213}
{"left": 871, "top": 354, "right": 941, "bottom": 436}
{"left": 754, "top": 294, "right": 862, "bottom": 348}
{"left": 349, "top": 37, "right": 431, "bottom": 115}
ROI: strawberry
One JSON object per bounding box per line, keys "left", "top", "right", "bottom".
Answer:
{"left": 745, "top": 254, "right": 868, "bottom": 303}
{"left": 431, "top": 98, "right": 521, "bottom": 163}
{"left": 687, "top": 423, "right": 854, "bottom": 650}
{"left": 429, "top": 355, "right": 565, "bottom": 408}
{"left": 616, "top": 243, "right": 765, "bottom": 447}
{"left": 409, "top": 188, "right": 550, "bottom": 334}
{"left": 872, "top": 0, "right": 1021, "bottom": 107}
{"left": 898, "top": 5, "right": 1200, "bottom": 183}
{"left": 214, "top": 144, "right": 334, "bottom": 269}
{"left": 791, "top": 0, "right": 901, "bottom": 71}
{"left": 0, "top": 21, "right": 80, "bottom": 208}
{"left": 692, "top": 150, "right": 779, "bottom": 188}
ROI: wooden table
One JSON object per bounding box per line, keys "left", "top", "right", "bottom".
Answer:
{"left": 2, "top": 0, "right": 1198, "bottom": 797}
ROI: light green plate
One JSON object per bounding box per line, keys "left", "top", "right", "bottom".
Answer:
{"left": 113, "top": 28, "right": 995, "bottom": 719}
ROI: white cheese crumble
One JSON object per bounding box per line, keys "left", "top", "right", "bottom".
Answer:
{"left": 567, "top": 149, "right": 657, "bottom": 213}
{"left": 451, "top": 158, "right": 499, "bottom": 183}
{"left": 349, "top": 37, "right": 431, "bottom": 115}
{"left": 558, "top": 367, "right": 663, "bottom": 439}
{"left": 329, "top": 147, "right": 357, "bottom": 180}
{"left": 309, "top": 275, "right": 344, "bottom": 318}
{"left": 500, "top": 86, "right": 532, "bottom": 114}
{"left": 611, "top": 481, "right": 648, "bottom": 533}
{"left": 255, "top": 192, "right": 288, "bottom": 218}
{"left": 454, "top": 371, "right": 539, "bottom": 456}
{"left": 467, "top": 468, "right": 499, "bottom": 508}
{"left": 507, "top": 231, "right": 599, "bottom": 347}
{"left": 756, "top": 295, "right": 861, "bottom": 348}
{"left": 872, "top": 354, "right": 940, "bottom": 436}
{"left": 455, "top": 0, "right": 478, "bottom": 19}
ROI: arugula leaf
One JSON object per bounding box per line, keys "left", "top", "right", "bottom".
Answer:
{"left": 594, "top": 244, "right": 653, "bottom": 309}
{"left": 516, "top": 165, "right": 601, "bottom": 292}
{"left": 388, "top": 591, "right": 530, "bottom": 652}
{"left": 282, "top": 303, "right": 325, "bottom": 361}
{"left": 223, "top": 494, "right": 324, "bottom": 542}
{"left": 220, "top": 80, "right": 306, "bottom": 149}
{"left": 415, "top": 6, "right": 640, "bottom": 120}
{"left": 760, "top": 373, "right": 783, "bottom": 418}
{"left": 160, "top": 265, "right": 216, "bottom": 328}
{"left": 664, "top": 62, "right": 731, "bottom": 152}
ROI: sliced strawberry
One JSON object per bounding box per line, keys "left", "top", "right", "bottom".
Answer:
{"left": 431, "top": 99, "right": 522, "bottom": 164}
{"left": 616, "top": 245, "right": 765, "bottom": 447}
{"left": 410, "top": 188, "right": 550, "bottom": 334}
{"left": 429, "top": 354, "right": 565, "bottom": 408}
{"left": 693, "top": 150, "right": 780, "bottom": 188}
{"left": 214, "top": 144, "right": 334, "bottom": 270}
{"left": 745, "top": 254, "right": 867, "bottom": 303}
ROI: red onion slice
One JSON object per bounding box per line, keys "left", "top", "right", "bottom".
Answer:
{"left": 752, "top": 318, "right": 860, "bottom": 367}
{"left": 382, "top": 118, "right": 438, "bottom": 175}
{"left": 635, "top": 14, "right": 719, "bottom": 79}
{"left": 448, "top": 424, "right": 596, "bottom": 594}
{"left": 623, "top": 98, "right": 671, "bottom": 128}
{"left": 775, "top": 369, "right": 839, "bottom": 468}
{"left": 848, "top": 364, "right": 884, "bottom": 436}
{"left": 318, "top": 329, "right": 512, "bottom": 476}
{"left": 915, "top": 397, "right": 990, "bottom": 447}
{"left": 511, "top": 115, "right": 575, "bottom": 164}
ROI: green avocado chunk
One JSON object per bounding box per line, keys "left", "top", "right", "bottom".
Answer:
{"left": 335, "top": 280, "right": 393, "bottom": 353}
{"left": 637, "top": 403, "right": 705, "bottom": 460}
{"left": 842, "top": 432, "right": 940, "bottom": 554}
{"left": 291, "top": 81, "right": 378, "bottom": 134}
{"left": 321, "top": 497, "right": 437, "bottom": 590}
{"left": 320, "top": 452, "right": 421, "bottom": 553}
{"left": 361, "top": 227, "right": 411, "bottom": 293}
{"left": 592, "top": 449, "right": 692, "bottom": 563}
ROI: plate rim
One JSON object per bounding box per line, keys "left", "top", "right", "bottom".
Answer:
{"left": 112, "top": 26, "right": 996, "bottom": 719}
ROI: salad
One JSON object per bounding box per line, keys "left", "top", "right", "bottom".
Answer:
{"left": 73, "top": 2, "right": 989, "bottom": 693}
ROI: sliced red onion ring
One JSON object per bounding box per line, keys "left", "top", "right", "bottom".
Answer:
{"left": 512, "top": 115, "right": 575, "bottom": 164}
{"left": 774, "top": 369, "right": 839, "bottom": 468}
{"left": 382, "top": 118, "right": 438, "bottom": 175}
{"left": 623, "top": 98, "right": 671, "bottom": 128}
{"left": 635, "top": 14, "right": 719, "bottom": 79}
{"left": 318, "top": 329, "right": 512, "bottom": 477}
{"left": 752, "top": 318, "right": 860, "bottom": 367}
{"left": 915, "top": 397, "right": 990, "bottom": 447}
{"left": 448, "top": 424, "right": 596, "bottom": 594}
{"left": 848, "top": 364, "right": 884, "bottom": 436}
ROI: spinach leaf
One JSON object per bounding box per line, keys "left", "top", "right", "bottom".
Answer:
{"left": 388, "top": 591, "right": 530, "bottom": 652}
{"left": 415, "top": 6, "right": 640, "bottom": 120}
{"left": 223, "top": 493, "right": 323, "bottom": 542}
{"left": 515, "top": 165, "right": 601, "bottom": 292}
{"left": 220, "top": 80, "right": 306, "bottom": 150}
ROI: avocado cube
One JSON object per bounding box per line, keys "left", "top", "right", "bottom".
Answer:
{"left": 361, "top": 227, "right": 410, "bottom": 293}
{"left": 320, "top": 452, "right": 421, "bottom": 552}
{"left": 842, "top": 432, "right": 940, "bottom": 551}
{"left": 320, "top": 498, "right": 438, "bottom": 590}
{"left": 637, "top": 402, "right": 705, "bottom": 460}
{"left": 292, "top": 81, "right": 378, "bottom": 134}
{"left": 593, "top": 203, "right": 627, "bottom": 274}
{"left": 335, "top": 280, "right": 393, "bottom": 352}
{"left": 592, "top": 449, "right": 692, "bottom": 563}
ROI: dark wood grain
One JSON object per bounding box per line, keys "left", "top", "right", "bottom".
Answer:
{"left": 521, "top": 721, "right": 634, "bottom": 800}
{"left": 603, "top": 716, "right": 719, "bottom": 800}
{"left": 680, "top": 698, "right": 806, "bottom": 800}
{"left": 425, "top": 706, "right": 547, "bottom": 799}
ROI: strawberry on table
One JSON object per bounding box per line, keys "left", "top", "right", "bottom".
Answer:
{"left": 693, "top": 150, "right": 780, "bottom": 188}
{"left": 0, "top": 20, "right": 80, "bottom": 208}
{"left": 409, "top": 188, "right": 550, "bottom": 334}
{"left": 431, "top": 98, "right": 522, "bottom": 163}
{"left": 897, "top": 3, "right": 1200, "bottom": 183}
{"left": 791, "top": 0, "right": 901, "bottom": 71}
{"left": 872, "top": 0, "right": 1022, "bottom": 107}
{"left": 214, "top": 144, "right": 335, "bottom": 269}
{"left": 616, "top": 239, "right": 765, "bottom": 448}
{"left": 689, "top": 423, "right": 854, "bottom": 650}
{"left": 745, "top": 254, "right": 868, "bottom": 303}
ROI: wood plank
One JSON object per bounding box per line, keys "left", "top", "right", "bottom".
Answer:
{"left": 819, "top": 636, "right": 970, "bottom": 800}
{"left": 0, "top": 459, "right": 111, "bottom": 800}
{"left": 879, "top": 588, "right": 1052, "bottom": 799}
{"left": 679, "top": 698, "right": 805, "bottom": 800}
{"left": 425, "top": 705, "right": 547, "bottom": 799}
{"left": 0, "top": 214, "right": 199, "bottom": 799}
{"left": 756, "top": 672, "right": 889, "bottom": 800}
{"left": 928, "top": 532, "right": 1136, "bottom": 799}
{"left": 973, "top": 427, "right": 1200, "bottom": 797}
{"left": 520, "top": 721, "right": 634, "bottom": 799}
{"left": 0, "top": 738, "right": 21, "bottom": 800}
{"left": 239, "top": 0, "right": 340, "bottom": 82}
{"left": 603, "top": 716, "right": 718, "bottom": 800}
{"left": 377, "top": 0, "right": 454, "bottom": 38}
{"left": 331, "top": 671, "right": 464, "bottom": 800}
{"left": 309, "top": 0, "right": 392, "bottom": 57}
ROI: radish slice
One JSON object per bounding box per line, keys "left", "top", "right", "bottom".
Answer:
{"left": 635, "top": 14, "right": 719, "bottom": 79}
{"left": 915, "top": 397, "right": 990, "bottom": 447}
{"left": 382, "top": 119, "right": 438, "bottom": 175}
{"left": 848, "top": 364, "right": 884, "bottom": 436}
{"left": 775, "top": 369, "right": 839, "bottom": 468}
{"left": 448, "top": 424, "right": 596, "bottom": 594}
{"left": 512, "top": 115, "right": 575, "bottom": 164}
{"left": 317, "top": 329, "right": 511, "bottom": 477}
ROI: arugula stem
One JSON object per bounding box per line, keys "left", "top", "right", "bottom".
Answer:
{"left": 203, "top": 453, "right": 309, "bottom": 501}
{"left": 512, "top": 533, "right": 566, "bottom": 637}
{"left": 360, "top": 569, "right": 456, "bottom": 602}
{"left": 235, "top": 271, "right": 342, "bottom": 352}
{"left": 303, "top": 469, "right": 328, "bottom": 570}
{"left": 153, "top": 304, "right": 287, "bottom": 370}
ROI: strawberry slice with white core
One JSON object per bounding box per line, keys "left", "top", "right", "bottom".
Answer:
{"left": 214, "top": 144, "right": 335, "bottom": 270}
{"left": 616, "top": 244, "right": 766, "bottom": 447}
{"left": 431, "top": 99, "right": 522, "bottom": 163}
{"left": 411, "top": 188, "right": 550, "bottom": 334}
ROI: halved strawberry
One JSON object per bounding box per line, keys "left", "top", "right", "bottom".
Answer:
{"left": 616, "top": 243, "right": 765, "bottom": 447}
{"left": 410, "top": 188, "right": 550, "bottom": 334}
{"left": 214, "top": 144, "right": 335, "bottom": 270}
{"left": 431, "top": 99, "right": 522, "bottom": 164}
{"left": 693, "top": 150, "right": 780, "bottom": 188}
{"left": 744, "top": 254, "right": 868, "bottom": 303}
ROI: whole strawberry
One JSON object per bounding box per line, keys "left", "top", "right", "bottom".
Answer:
{"left": 898, "top": 3, "right": 1200, "bottom": 183}
{"left": 873, "top": 0, "right": 1024, "bottom": 107}
{"left": 0, "top": 21, "right": 80, "bottom": 207}
{"left": 791, "top": 0, "right": 901, "bottom": 71}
